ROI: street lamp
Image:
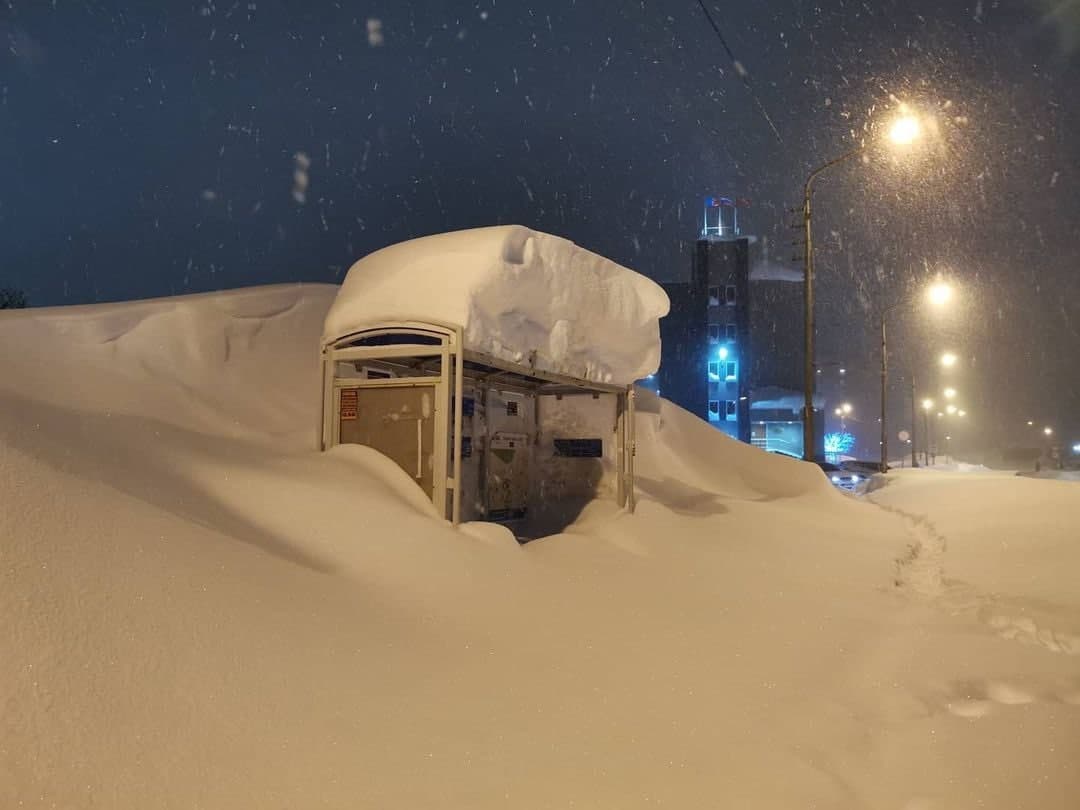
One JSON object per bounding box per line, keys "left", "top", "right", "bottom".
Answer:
{"left": 946, "top": 404, "right": 957, "bottom": 415}
{"left": 943, "top": 387, "right": 957, "bottom": 399}
{"left": 889, "top": 115, "right": 922, "bottom": 145}
{"left": 1044, "top": 426, "right": 1054, "bottom": 436}
{"left": 927, "top": 280, "right": 953, "bottom": 307}
{"left": 940, "top": 352, "right": 958, "bottom": 368}
{"left": 802, "top": 109, "right": 925, "bottom": 462}
{"left": 878, "top": 279, "right": 954, "bottom": 473}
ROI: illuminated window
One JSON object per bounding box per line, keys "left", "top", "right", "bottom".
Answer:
{"left": 708, "top": 324, "right": 721, "bottom": 343}
{"left": 708, "top": 400, "right": 721, "bottom": 422}
{"left": 708, "top": 286, "right": 721, "bottom": 306}
{"left": 725, "top": 361, "right": 737, "bottom": 380}
{"left": 707, "top": 361, "right": 721, "bottom": 381}
{"left": 726, "top": 400, "right": 738, "bottom": 421}
{"left": 725, "top": 284, "right": 737, "bottom": 306}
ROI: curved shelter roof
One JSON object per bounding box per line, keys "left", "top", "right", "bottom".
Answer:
{"left": 323, "top": 225, "right": 669, "bottom": 387}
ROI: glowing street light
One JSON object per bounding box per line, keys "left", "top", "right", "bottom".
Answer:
{"left": 946, "top": 404, "right": 957, "bottom": 415}
{"left": 927, "top": 280, "right": 953, "bottom": 307}
{"left": 841, "top": 402, "right": 853, "bottom": 415}
{"left": 941, "top": 352, "right": 958, "bottom": 368}
{"left": 943, "top": 387, "right": 957, "bottom": 399}
{"left": 1027, "top": 420, "right": 1034, "bottom": 426}
{"left": 888, "top": 115, "right": 922, "bottom": 146}
{"left": 922, "top": 398, "right": 934, "bottom": 410}
{"left": 1044, "top": 426, "right": 1054, "bottom": 436}
{"left": 958, "top": 410, "right": 967, "bottom": 417}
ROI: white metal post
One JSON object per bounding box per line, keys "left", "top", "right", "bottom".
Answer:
{"left": 451, "top": 334, "right": 464, "bottom": 526}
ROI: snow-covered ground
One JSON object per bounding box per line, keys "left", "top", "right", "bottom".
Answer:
{"left": 3, "top": 285, "right": 1079, "bottom": 809}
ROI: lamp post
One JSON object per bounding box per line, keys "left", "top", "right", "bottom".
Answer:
{"left": 802, "top": 148, "right": 862, "bottom": 460}
{"left": 879, "top": 280, "right": 954, "bottom": 473}
{"left": 802, "top": 112, "right": 924, "bottom": 462}
{"left": 910, "top": 374, "right": 919, "bottom": 468}
{"left": 921, "top": 398, "right": 934, "bottom": 466}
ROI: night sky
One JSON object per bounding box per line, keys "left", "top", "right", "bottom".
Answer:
{"left": 3, "top": 1, "right": 1079, "bottom": 447}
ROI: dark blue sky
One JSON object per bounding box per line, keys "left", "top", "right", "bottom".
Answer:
{"left": 3, "top": 1, "right": 1079, "bottom": 439}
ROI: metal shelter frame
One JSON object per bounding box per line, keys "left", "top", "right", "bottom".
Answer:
{"left": 320, "top": 320, "right": 636, "bottom": 525}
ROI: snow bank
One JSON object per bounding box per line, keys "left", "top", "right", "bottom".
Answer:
{"left": 5, "top": 287, "right": 1080, "bottom": 809}
{"left": 634, "top": 388, "right": 836, "bottom": 502}
{"left": 0, "top": 283, "right": 336, "bottom": 446}
{"left": 322, "top": 225, "right": 670, "bottom": 385}
{"left": 869, "top": 469, "right": 1080, "bottom": 610}
{"left": 1016, "top": 468, "right": 1080, "bottom": 481}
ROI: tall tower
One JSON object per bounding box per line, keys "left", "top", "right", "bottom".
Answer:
{"left": 693, "top": 201, "right": 752, "bottom": 443}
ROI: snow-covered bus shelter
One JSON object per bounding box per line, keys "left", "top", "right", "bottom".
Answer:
{"left": 319, "top": 226, "right": 669, "bottom": 533}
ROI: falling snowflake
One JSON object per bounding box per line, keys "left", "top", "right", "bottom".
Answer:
{"left": 367, "top": 19, "right": 384, "bottom": 47}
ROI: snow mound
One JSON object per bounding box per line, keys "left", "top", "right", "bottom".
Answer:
{"left": 634, "top": 388, "right": 836, "bottom": 502}
{"left": 0, "top": 283, "right": 337, "bottom": 446}
{"left": 322, "top": 225, "right": 670, "bottom": 385}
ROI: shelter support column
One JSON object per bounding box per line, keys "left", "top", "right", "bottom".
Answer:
{"left": 616, "top": 392, "right": 626, "bottom": 508}
{"left": 626, "top": 386, "right": 636, "bottom": 513}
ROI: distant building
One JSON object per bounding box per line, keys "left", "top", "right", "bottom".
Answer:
{"left": 655, "top": 198, "right": 824, "bottom": 458}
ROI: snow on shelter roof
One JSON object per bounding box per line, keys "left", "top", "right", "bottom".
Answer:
{"left": 323, "top": 226, "right": 670, "bottom": 386}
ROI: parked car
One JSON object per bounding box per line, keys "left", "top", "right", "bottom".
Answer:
{"left": 815, "top": 461, "right": 864, "bottom": 491}
{"left": 840, "top": 459, "right": 887, "bottom": 476}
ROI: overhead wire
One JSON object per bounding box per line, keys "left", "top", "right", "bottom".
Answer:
{"left": 693, "top": 0, "right": 784, "bottom": 144}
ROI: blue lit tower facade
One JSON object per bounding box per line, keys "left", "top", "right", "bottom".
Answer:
{"left": 696, "top": 200, "right": 751, "bottom": 442}
{"left": 657, "top": 197, "right": 823, "bottom": 457}
{"left": 657, "top": 197, "right": 751, "bottom": 441}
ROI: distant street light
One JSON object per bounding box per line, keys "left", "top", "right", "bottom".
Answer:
{"left": 841, "top": 402, "right": 853, "bottom": 415}
{"left": 802, "top": 108, "right": 926, "bottom": 461}
{"left": 946, "top": 404, "right": 957, "bottom": 415}
{"left": 922, "top": 398, "right": 934, "bottom": 410}
{"left": 1027, "top": 420, "right": 1034, "bottom": 426}
{"left": 1044, "top": 426, "right": 1054, "bottom": 436}
{"left": 940, "top": 352, "right": 958, "bottom": 368}
{"left": 943, "top": 387, "right": 957, "bottom": 399}
{"left": 958, "top": 410, "right": 967, "bottom": 417}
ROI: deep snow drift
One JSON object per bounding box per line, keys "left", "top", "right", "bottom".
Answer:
{"left": 323, "top": 225, "right": 670, "bottom": 385}
{"left": 3, "top": 285, "right": 1079, "bottom": 809}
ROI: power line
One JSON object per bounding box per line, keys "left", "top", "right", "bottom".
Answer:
{"left": 693, "top": 0, "right": 784, "bottom": 144}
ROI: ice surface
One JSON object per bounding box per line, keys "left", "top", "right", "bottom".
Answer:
{"left": 3, "top": 287, "right": 1080, "bottom": 809}
{"left": 322, "top": 225, "right": 670, "bottom": 385}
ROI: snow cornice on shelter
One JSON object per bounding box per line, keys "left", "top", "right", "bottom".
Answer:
{"left": 323, "top": 225, "right": 670, "bottom": 387}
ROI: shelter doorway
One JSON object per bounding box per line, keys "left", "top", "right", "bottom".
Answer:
{"left": 337, "top": 383, "right": 439, "bottom": 499}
